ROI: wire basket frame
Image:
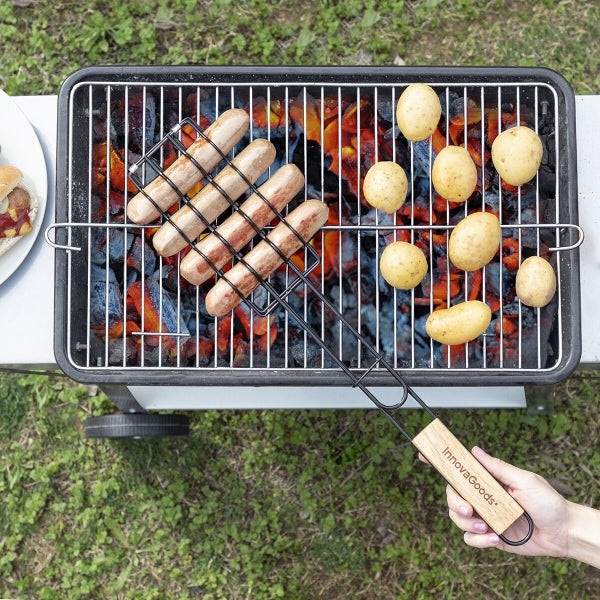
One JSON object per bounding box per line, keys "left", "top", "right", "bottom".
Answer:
{"left": 128, "top": 117, "right": 322, "bottom": 318}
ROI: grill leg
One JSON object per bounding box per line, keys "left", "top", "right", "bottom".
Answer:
{"left": 525, "top": 384, "right": 555, "bottom": 416}
{"left": 99, "top": 384, "right": 147, "bottom": 414}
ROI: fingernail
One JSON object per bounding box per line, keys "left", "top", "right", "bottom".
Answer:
{"left": 474, "top": 521, "right": 488, "bottom": 533}
{"left": 473, "top": 446, "right": 487, "bottom": 457}
{"left": 488, "top": 534, "right": 500, "bottom": 545}
{"left": 459, "top": 506, "right": 470, "bottom": 517}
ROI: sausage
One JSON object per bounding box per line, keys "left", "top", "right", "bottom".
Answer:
{"left": 204, "top": 199, "right": 329, "bottom": 317}
{"left": 0, "top": 165, "right": 38, "bottom": 257}
{"left": 126, "top": 108, "right": 249, "bottom": 225}
{"left": 152, "top": 138, "right": 276, "bottom": 257}
{"left": 180, "top": 163, "right": 305, "bottom": 286}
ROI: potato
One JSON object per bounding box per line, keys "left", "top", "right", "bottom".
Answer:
{"left": 425, "top": 301, "right": 492, "bottom": 346}
{"left": 515, "top": 256, "right": 556, "bottom": 307}
{"left": 491, "top": 126, "right": 543, "bottom": 186}
{"left": 448, "top": 212, "right": 501, "bottom": 271}
{"left": 396, "top": 83, "right": 442, "bottom": 142}
{"left": 431, "top": 146, "right": 478, "bottom": 203}
{"left": 363, "top": 161, "right": 408, "bottom": 214}
{"left": 380, "top": 241, "right": 428, "bottom": 290}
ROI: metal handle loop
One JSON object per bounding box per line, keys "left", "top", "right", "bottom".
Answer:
{"left": 499, "top": 510, "right": 534, "bottom": 546}
{"left": 546, "top": 223, "right": 585, "bottom": 252}
{"left": 44, "top": 222, "right": 81, "bottom": 252}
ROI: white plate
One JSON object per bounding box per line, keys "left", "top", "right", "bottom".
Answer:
{"left": 0, "top": 89, "right": 48, "bottom": 286}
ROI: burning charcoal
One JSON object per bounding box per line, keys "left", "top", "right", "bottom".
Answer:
{"left": 531, "top": 299, "right": 558, "bottom": 368}
{"left": 181, "top": 89, "right": 222, "bottom": 124}
{"left": 483, "top": 191, "right": 500, "bottom": 213}
{"left": 360, "top": 302, "right": 394, "bottom": 356}
{"left": 92, "top": 101, "right": 117, "bottom": 143}
{"left": 518, "top": 220, "right": 543, "bottom": 250}
{"left": 238, "top": 285, "right": 271, "bottom": 315}
{"left": 293, "top": 139, "right": 338, "bottom": 191}
{"left": 158, "top": 265, "right": 183, "bottom": 294}
{"left": 249, "top": 96, "right": 293, "bottom": 140}
{"left": 383, "top": 125, "right": 408, "bottom": 163}
{"left": 412, "top": 139, "right": 436, "bottom": 183}
{"left": 128, "top": 277, "right": 189, "bottom": 343}
{"left": 125, "top": 269, "right": 138, "bottom": 289}
{"left": 352, "top": 208, "right": 393, "bottom": 231}
{"left": 357, "top": 271, "right": 378, "bottom": 306}
{"left": 287, "top": 332, "right": 333, "bottom": 368}
{"left": 485, "top": 262, "right": 516, "bottom": 302}
{"left": 91, "top": 228, "right": 133, "bottom": 266}
{"left": 129, "top": 150, "right": 164, "bottom": 189}
{"left": 180, "top": 297, "right": 202, "bottom": 338}
{"left": 447, "top": 95, "right": 476, "bottom": 124}
{"left": 92, "top": 142, "right": 140, "bottom": 195}
{"left": 398, "top": 315, "right": 431, "bottom": 364}
{"left": 112, "top": 91, "right": 156, "bottom": 153}
{"left": 376, "top": 97, "right": 396, "bottom": 123}
{"left": 413, "top": 314, "right": 430, "bottom": 344}
{"left": 140, "top": 345, "right": 168, "bottom": 367}
{"left": 126, "top": 235, "right": 156, "bottom": 276}
{"left": 328, "top": 284, "right": 359, "bottom": 317}
{"left": 90, "top": 264, "right": 123, "bottom": 327}
{"left": 438, "top": 90, "right": 461, "bottom": 120}
{"left": 254, "top": 122, "right": 302, "bottom": 181}
{"left": 327, "top": 320, "right": 360, "bottom": 367}
{"left": 90, "top": 229, "right": 108, "bottom": 265}
{"left": 108, "top": 337, "right": 138, "bottom": 366}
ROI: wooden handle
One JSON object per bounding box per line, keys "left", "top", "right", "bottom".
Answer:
{"left": 412, "top": 418, "right": 524, "bottom": 536}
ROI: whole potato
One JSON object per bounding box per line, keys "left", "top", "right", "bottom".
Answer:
{"left": 448, "top": 212, "right": 501, "bottom": 271}
{"left": 515, "top": 256, "right": 556, "bottom": 307}
{"left": 396, "top": 83, "right": 442, "bottom": 142}
{"left": 491, "top": 126, "right": 543, "bottom": 186}
{"left": 380, "top": 241, "right": 428, "bottom": 289}
{"left": 431, "top": 146, "right": 478, "bottom": 203}
{"left": 425, "top": 300, "right": 492, "bottom": 345}
{"left": 363, "top": 161, "right": 408, "bottom": 214}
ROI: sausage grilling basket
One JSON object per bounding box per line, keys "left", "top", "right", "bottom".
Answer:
{"left": 49, "top": 66, "right": 583, "bottom": 543}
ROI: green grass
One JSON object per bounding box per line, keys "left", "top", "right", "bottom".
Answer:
{"left": 2, "top": 0, "right": 600, "bottom": 597}
{"left": 0, "top": 0, "right": 599, "bottom": 95}
{"left": 1, "top": 371, "right": 600, "bottom": 598}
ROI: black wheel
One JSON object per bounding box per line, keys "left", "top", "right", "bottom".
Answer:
{"left": 85, "top": 413, "right": 190, "bottom": 440}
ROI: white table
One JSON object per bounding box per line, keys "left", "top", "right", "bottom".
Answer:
{"left": 2, "top": 94, "right": 598, "bottom": 410}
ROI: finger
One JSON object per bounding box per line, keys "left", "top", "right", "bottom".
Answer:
{"left": 471, "top": 446, "right": 530, "bottom": 490}
{"left": 418, "top": 452, "right": 429, "bottom": 465}
{"left": 446, "top": 484, "right": 493, "bottom": 535}
{"left": 463, "top": 531, "right": 502, "bottom": 549}
{"left": 446, "top": 484, "right": 473, "bottom": 518}
{"left": 449, "top": 507, "right": 491, "bottom": 533}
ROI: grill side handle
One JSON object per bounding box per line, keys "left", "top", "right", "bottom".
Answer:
{"left": 412, "top": 418, "right": 533, "bottom": 544}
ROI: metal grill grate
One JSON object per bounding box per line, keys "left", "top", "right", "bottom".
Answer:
{"left": 49, "top": 66, "right": 582, "bottom": 386}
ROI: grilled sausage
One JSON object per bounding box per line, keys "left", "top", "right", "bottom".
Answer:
{"left": 0, "top": 165, "right": 38, "bottom": 258}
{"left": 126, "top": 108, "right": 249, "bottom": 225}
{"left": 152, "top": 138, "right": 276, "bottom": 257}
{"left": 204, "top": 199, "right": 329, "bottom": 317}
{"left": 180, "top": 163, "right": 305, "bottom": 286}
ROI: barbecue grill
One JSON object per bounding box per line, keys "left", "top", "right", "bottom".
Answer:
{"left": 50, "top": 66, "right": 581, "bottom": 400}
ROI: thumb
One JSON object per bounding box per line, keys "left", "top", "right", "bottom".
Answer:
{"left": 471, "top": 446, "right": 529, "bottom": 490}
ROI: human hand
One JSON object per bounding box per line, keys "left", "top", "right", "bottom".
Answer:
{"left": 432, "top": 446, "right": 571, "bottom": 557}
